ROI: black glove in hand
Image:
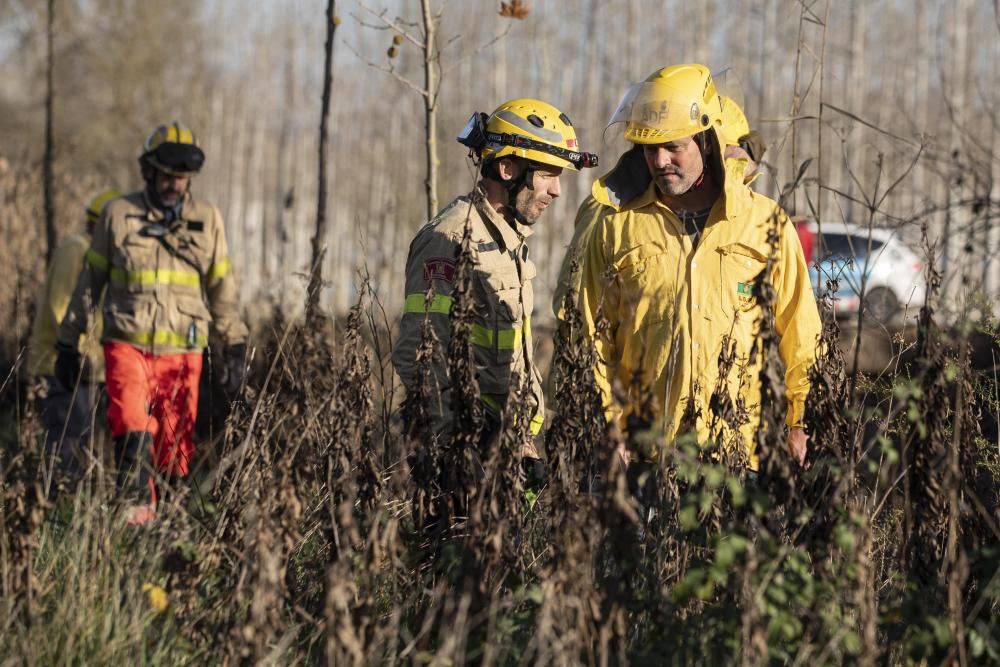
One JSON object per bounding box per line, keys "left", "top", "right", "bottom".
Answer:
{"left": 222, "top": 344, "right": 247, "bottom": 397}
{"left": 54, "top": 342, "right": 82, "bottom": 391}
{"left": 521, "top": 456, "right": 548, "bottom": 491}
{"left": 738, "top": 130, "right": 766, "bottom": 163}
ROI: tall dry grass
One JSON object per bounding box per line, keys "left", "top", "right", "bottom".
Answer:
{"left": 1, "top": 209, "right": 999, "bottom": 665}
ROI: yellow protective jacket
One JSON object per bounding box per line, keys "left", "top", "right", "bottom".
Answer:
{"left": 391, "top": 190, "right": 544, "bottom": 438}
{"left": 576, "top": 154, "right": 821, "bottom": 466}
{"left": 57, "top": 190, "right": 248, "bottom": 355}
{"left": 554, "top": 146, "right": 762, "bottom": 320}
{"left": 28, "top": 232, "right": 104, "bottom": 380}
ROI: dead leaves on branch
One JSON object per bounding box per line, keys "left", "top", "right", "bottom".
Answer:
{"left": 499, "top": 0, "right": 530, "bottom": 20}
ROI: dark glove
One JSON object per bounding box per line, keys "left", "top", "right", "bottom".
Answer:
{"left": 521, "top": 456, "right": 547, "bottom": 491}
{"left": 223, "top": 344, "right": 247, "bottom": 397}
{"left": 54, "top": 342, "right": 82, "bottom": 391}
{"left": 738, "top": 130, "right": 766, "bottom": 163}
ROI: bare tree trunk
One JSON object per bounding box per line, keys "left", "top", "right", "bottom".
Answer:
{"left": 987, "top": 37, "right": 1000, "bottom": 295}
{"left": 275, "top": 28, "right": 296, "bottom": 296}
{"left": 307, "top": 0, "right": 338, "bottom": 319}
{"left": 492, "top": 13, "right": 507, "bottom": 108}
{"left": 943, "top": 0, "right": 972, "bottom": 298}
{"left": 845, "top": 0, "right": 866, "bottom": 223}
{"left": 43, "top": 0, "right": 56, "bottom": 263}
{"left": 626, "top": 0, "right": 639, "bottom": 89}
{"left": 815, "top": 1, "right": 832, "bottom": 231}
{"left": 421, "top": 0, "right": 439, "bottom": 220}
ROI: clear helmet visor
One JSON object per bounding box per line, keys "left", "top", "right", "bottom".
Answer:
{"left": 713, "top": 68, "right": 745, "bottom": 117}
{"left": 605, "top": 80, "right": 718, "bottom": 144}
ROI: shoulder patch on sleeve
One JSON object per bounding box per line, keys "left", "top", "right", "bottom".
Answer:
{"left": 423, "top": 257, "right": 457, "bottom": 283}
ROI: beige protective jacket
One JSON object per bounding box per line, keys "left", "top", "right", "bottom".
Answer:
{"left": 57, "top": 190, "right": 248, "bottom": 355}
{"left": 391, "top": 190, "right": 544, "bottom": 437}
{"left": 28, "top": 232, "right": 104, "bottom": 380}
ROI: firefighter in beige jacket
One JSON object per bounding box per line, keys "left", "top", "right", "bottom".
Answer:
{"left": 392, "top": 98, "right": 597, "bottom": 474}
{"left": 29, "top": 189, "right": 119, "bottom": 476}
{"left": 56, "top": 122, "right": 248, "bottom": 523}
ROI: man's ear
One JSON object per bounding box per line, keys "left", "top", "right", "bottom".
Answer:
{"left": 496, "top": 157, "right": 523, "bottom": 182}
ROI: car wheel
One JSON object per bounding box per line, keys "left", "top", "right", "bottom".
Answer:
{"left": 863, "top": 287, "right": 899, "bottom": 324}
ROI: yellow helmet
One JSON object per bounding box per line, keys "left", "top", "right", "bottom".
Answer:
{"left": 718, "top": 95, "right": 750, "bottom": 147}
{"left": 85, "top": 189, "right": 122, "bottom": 226}
{"left": 610, "top": 64, "right": 725, "bottom": 145}
{"left": 139, "top": 122, "right": 205, "bottom": 176}
{"left": 458, "top": 98, "right": 598, "bottom": 171}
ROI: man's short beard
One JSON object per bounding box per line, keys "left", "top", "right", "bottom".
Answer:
{"left": 512, "top": 193, "right": 539, "bottom": 225}
{"left": 655, "top": 169, "right": 703, "bottom": 197}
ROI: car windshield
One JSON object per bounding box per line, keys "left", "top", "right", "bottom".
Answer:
{"left": 818, "top": 233, "right": 884, "bottom": 260}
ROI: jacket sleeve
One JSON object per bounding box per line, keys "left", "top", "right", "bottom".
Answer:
{"left": 205, "top": 206, "right": 249, "bottom": 347}
{"left": 553, "top": 195, "right": 605, "bottom": 321}
{"left": 577, "top": 215, "right": 621, "bottom": 426}
{"left": 772, "top": 210, "right": 822, "bottom": 428}
{"left": 391, "top": 227, "right": 461, "bottom": 435}
{"left": 57, "top": 220, "right": 110, "bottom": 349}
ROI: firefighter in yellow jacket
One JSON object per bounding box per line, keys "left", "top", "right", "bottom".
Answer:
{"left": 56, "top": 122, "right": 249, "bottom": 523}
{"left": 553, "top": 95, "right": 764, "bottom": 320}
{"left": 29, "top": 189, "right": 119, "bottom": 476}
{"left": 392, "top": 98, "right": 597, "bottom": 475}
{"left": 574, "top": 64, "right": 821, "bottom": 468}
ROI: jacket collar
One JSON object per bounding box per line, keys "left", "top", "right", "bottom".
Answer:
{"left": 141, "top": 189, "right": 192, "bottom": 223}
{"left": 470, "top": 187, "right": 531, "bottom": 252}
{"left": 593, "top": 127, "right": 754, "bottom": 222}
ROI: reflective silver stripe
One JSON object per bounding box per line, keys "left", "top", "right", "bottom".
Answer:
{"left": 493, "top": 109, "right": 564, "bottom": 144}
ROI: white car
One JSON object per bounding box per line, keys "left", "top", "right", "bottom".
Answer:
{"left": 802, "top": 221, "right": 927, "bottom": 324}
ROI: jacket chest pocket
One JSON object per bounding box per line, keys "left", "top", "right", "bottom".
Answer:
{"left": 115, "top": 234, "right": 161, "bottom": 292}
{"left": 615, "top": 244, "right": 678, "bottom": 324}
{"left": 717, "top": 243, "right": 768, "bottom": 317}
{"left": 119, "top": 233, "right": 159, "bottom": 271}
{"left": 475, "top": 259, "right": 528, "bottom": 363}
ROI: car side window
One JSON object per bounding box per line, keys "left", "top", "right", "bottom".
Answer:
{"left": 820, "top": 233, "right": 884, "bottom": 260}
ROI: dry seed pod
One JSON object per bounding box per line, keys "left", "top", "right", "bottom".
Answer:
{"left": 387, "top": 46, "right": 398, "bottom": 58}
{"left": 392, "top": 34, "right": 403, "bottom": 45}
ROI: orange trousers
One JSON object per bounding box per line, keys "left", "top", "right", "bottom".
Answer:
{"left": 104, "top": 342, "right": 203, "bottom": 476}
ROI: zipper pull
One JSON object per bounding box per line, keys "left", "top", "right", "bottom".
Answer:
{"left": 186, "top": 320, "right": 198, "bottom": 348}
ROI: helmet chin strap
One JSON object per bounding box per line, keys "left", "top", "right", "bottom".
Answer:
{"left": 508, "top": 164, "right": 537, "bottom": 225}
{"left": 488, "top": 158, "right": 535, "bottom": 225}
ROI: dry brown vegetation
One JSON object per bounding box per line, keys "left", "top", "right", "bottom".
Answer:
{"left": 2, "top": 0, "right": 1000, "bottom": 663}
{"left": 1, "top": 209, "right": 999, "bottom": 663}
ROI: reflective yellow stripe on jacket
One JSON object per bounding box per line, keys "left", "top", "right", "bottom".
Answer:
{"left": 481, "top": 394, "right": 544, "bottom": 435}
{"left": 108, "top": 328, "right": 208, "bottom": 349}
{"left": 403, "top": 292, "right": 531, "bottom": 351}
{"left": 88, "top": 248, "right": 204, "bottom": 288}
{"left": 110, "top": 267, "right": 201, "bottom": 287}
{"left": 86, "top": 248, "right": 109, "bottom": 273}
{"left": 207, "top": 259, "right": 231, "bottom": 284}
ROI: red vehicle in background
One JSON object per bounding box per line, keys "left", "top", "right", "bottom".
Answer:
{"left": 793, "top": 216, "right": 815, "bottom": 266}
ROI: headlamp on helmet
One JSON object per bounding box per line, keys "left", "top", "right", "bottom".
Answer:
{"left": 457, "top": 99, "right": 598, "bottom": 172}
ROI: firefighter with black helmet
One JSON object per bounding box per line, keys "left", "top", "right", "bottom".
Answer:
{"left": 56, "top": 122, "right": 249, "bottom": 524}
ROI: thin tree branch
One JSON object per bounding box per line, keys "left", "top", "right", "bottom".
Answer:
{"left": 342, "top": 40, "right": 429, "bottom": 98}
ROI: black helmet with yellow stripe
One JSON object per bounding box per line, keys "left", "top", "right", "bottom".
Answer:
{"left": 139, "top": 122, "right": 205, "bottom": 176}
